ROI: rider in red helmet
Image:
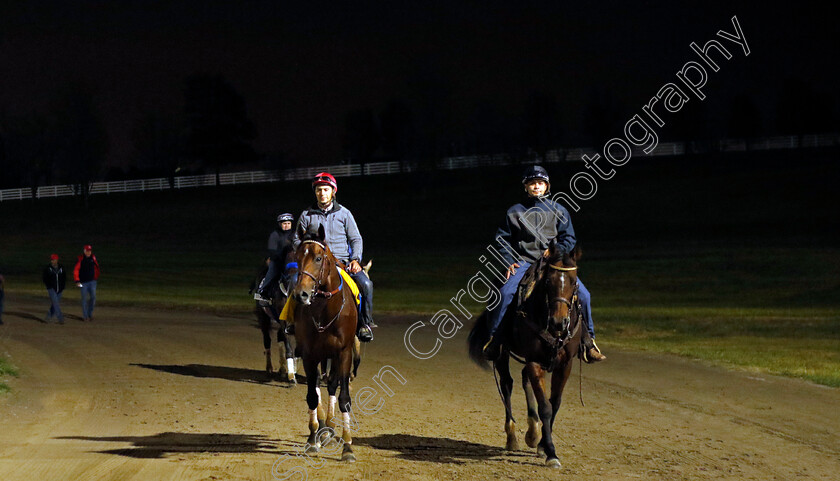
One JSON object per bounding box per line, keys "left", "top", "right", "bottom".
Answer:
{"left": 293, "top": 172, "right": 374, "bottom": 342}
{"left": 257, "top": 172, "right": 374, "bottom": 342}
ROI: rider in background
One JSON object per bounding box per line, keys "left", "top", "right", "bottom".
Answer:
{"left": 255, "top": 213, "right": 296, "bottom": 301}
{"left": 292, "top": 172, "right": 374, "bottom": 342}
{"left": 483, "top": 165, "right": 606, "bottom": 362}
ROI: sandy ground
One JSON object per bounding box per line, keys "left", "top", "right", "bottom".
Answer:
{"left": 1, "top": 293, "right": 838, "bottom": 481}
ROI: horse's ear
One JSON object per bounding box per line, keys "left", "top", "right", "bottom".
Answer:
{"left": 317, "top": 224, "right": 326, "bottom": 241}
{"left": 571, "top": 244, "right": 583, "bottom": 262}
{"left": 548, "top": 239, "right": 557, "bottom": 255}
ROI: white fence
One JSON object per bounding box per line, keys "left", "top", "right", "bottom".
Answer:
{"left": 2, "top": 133, "right": 838, "bottom": 202}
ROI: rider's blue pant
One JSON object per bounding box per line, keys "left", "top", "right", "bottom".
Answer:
{"left": 486, "top": 261, "right": 596, "bottom": 338}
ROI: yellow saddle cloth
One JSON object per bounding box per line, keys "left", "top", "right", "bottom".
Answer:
{"left": 279, "top": 268, "right": 360, "bottom": 322}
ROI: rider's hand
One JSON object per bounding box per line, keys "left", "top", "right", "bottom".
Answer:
{"left": 543, "top": 248, "right": 550, "bottom": 258}
{"left": 76, "top": 282, "right": 83, "bottom": 288}
{"left": 348, "top": 260, "right": 362, "bottom": 274}
{"left": 505, "top": 263, "right": 520, "bottom": 279}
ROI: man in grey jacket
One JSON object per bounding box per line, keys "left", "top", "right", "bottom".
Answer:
{"left": 293, "top": 172, "right": 374, "bottom": 342}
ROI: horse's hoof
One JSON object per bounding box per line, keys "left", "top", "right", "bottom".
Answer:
{"left": 536, "top": 446, "right": 545, "bottom": 456}
{"left": 505, "top": 439, "right": 519, "bottom": 451}
{"left": 341, "top": 452, "right": 356, "bottom": 462}
{"left": 545, "top": 458, "right": 561, "bottom": 468}
{"left": 305, "top": 444, "right": 320, "bottom": 454}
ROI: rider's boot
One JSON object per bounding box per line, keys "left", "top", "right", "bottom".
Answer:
{"left": 582, "top": 337, "right": 606, "bottom": 363}
{"left": 482, "top": 335, "right": 502, "bottom": 360}
{"left": 358, "top": 319, "right": 374, "bottom": 342}
{"left": 254, "top": 278, "right": 272, "bottom": 302}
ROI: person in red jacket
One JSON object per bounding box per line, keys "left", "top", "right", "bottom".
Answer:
{"left": 73, "top": 245, "right": 100, "bottom": 322}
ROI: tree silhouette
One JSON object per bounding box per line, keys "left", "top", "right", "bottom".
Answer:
{"left": 48, "top": 83, "right": 109, "bottom": 205}
{"left": 523, "top": 91, "right": 562, "bottom": 161}
{"left": 183, "top": 74, "right": 256, "bottom": 184}
{"left": 342, "top": 108, "right": 380, "bottom": 166}
{"left": 131, "top": 111, "right": 184, "bottom": 186}
{"left": 380, "top": 99, "right": 415, "bottom": 164}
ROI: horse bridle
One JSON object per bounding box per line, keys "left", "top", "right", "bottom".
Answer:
{"left": 297, "top": 240, "right": 347, "bottom": 332}
{"left": 544, "top": 263, "right": 582, "bottom": 360}
{"left": 298, "top": 240, "right": 342, "bottom": 298}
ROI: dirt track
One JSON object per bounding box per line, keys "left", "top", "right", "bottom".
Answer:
{"left": 1, "top": 294, "right": 838, "bottom": 481}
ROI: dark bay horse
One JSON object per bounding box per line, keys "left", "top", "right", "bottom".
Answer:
{"left": 253, "top": 249, "right": 299, "bottom": 382}
{"left": 468, "top": 240, "right": 583, "bottom": 468}
{"left": 291, "top": 225, "right": 359, "bottom": 462}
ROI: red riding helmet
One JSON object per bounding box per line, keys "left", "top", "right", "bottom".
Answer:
{"left": 312, "top": 172, "right": 338, "bottom": 193}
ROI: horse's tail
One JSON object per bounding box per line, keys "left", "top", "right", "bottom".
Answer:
{"left": 467, "top": 310, "right": 492, "bottom": 370}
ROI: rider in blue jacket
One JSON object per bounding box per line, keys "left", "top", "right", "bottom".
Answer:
{"left": 483, "top": 165, "right": 606, "bottom": 362}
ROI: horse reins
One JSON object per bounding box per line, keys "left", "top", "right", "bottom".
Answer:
{"left": 299, "top": 240, "right": 347, "bottom": 332}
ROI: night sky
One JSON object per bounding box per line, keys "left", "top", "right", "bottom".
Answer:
{"left": 1, "top": 1, "right": 837, "bottom": 169}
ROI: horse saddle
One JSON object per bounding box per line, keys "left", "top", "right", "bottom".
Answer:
{"left": 515, "top": 257, "right": 545, "bottom": 314}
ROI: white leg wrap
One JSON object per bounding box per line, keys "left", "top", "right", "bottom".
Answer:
{"left": 287, "top": 358, "right": 296, "bottom": 374}
{"left": 329, "top": 395, "right": 337, "bottom": 415}
{"left": 315, "top": 387, "right": 322, "bottom": 404}
{"left": 342, "top": 412, "right": 352, "bottom": 442}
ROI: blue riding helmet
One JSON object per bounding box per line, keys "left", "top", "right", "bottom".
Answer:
{"left": 521, "top": 165, "right": 550, "bottom": 185}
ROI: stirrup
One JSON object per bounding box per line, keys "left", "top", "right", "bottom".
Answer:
{"left": 582, "top": 339, "right": 606, "bottom": 363}
{"left": 358, "top": 325, "right": 373, "bottom": 342}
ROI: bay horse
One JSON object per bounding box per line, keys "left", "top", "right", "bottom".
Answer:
{"left": 253, "top": 248, "right": 299, "bottom": 382}
{"left": 291, "top": 225, "right": 359, "bottom": 462}
{"left": 468, "top": 240, "right": 584, "bottom": 468}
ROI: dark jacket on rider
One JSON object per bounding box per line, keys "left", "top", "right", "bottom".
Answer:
{"left": 267, "top": 229, "right": 294, "bottom": 257}
{"left": 495, "top": 195, "right": 576, "bottom": 265}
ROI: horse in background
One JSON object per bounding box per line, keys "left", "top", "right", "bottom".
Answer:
{"left": 252, "top": 248, "right": 299, "bottom": 382}
{"left": 468, "top": 240, "right": 584, "bottom": 468}
{"left": 291, "top": 225, "right": 360, "bottom": 462}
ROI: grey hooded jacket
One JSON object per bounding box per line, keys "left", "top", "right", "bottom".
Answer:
{"left": 292, "top": 203, "right": 363, "bottom": 263}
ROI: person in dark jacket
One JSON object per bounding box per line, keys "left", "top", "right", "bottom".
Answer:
{"left": 43, "top": 254, "right": 67, "bottom": 324}
{"left": 73, "top": 245, "right": 100, "bottom": 322}
{"left": 483, "top": 165, "right": 605, "bottom": 362}
{"left": 255, "top": 212, "right": 297, "bottom": 302}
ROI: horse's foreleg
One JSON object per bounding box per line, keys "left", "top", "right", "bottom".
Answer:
{"left": 338, "top": 349, "right": 355, "bottom": 462}
{"left": 523, "top": 366, "right": 542, "bottom": 449}
{"left": 304, "top": 359, "right": 326, "bottom": 454}
{"left": 496, "top": 353, "right": 519, "bottom": 451}
{"left": 325, "top": 364, "right": 341, "bottom": 445}
{"left": 549, "top": 360, "right": 573, "bottom": 428}
{"left": 526, "top": 362, "right": 560, "bottom": 468}
{"left": 280, "top": 330, "right": 297, "bottom": 383}
{"left": 260, "top": 315, "right": 273, "bottom": 374}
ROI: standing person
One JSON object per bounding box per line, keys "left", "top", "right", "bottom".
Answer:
{"left": 0, "top": 272, "right": 5, "bottom": 325}
{"left": 74, "top": 245, "right": 100, "bottom": 322}
{"left": 42, "top": 254, "right": 67, "bottom": 324}
{"left": 482, "top": 165, "right": 606, "bottom": 362}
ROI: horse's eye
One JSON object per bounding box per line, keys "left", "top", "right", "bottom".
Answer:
{"left": 315, "top": 256, "right": 322, "bottom": 262}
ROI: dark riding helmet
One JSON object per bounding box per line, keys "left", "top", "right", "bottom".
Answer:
{"left": 277, "top": 213, "right": 294, "bottom": 223}
{"left": 521, "top": 165, "right": 550, "bottom": 185}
